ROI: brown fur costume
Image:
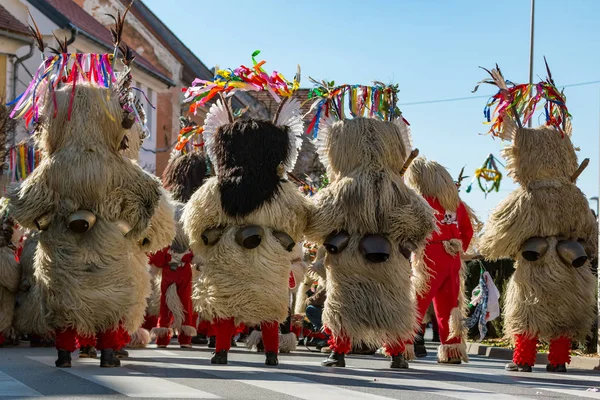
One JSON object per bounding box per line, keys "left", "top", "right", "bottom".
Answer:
{"left": 305, "top": 117, "right": 437, "bottom": 349}
{"left": 184, "top": 116, "right": 310, "bottom": 327}
{"left": 479, "top": 120, "right": 597, "bottom": 343}
{"left": 8, "top": 83, "right": 175, "bottom": 337}
{"left": 0, "top": 206, "right": 20, "bottom": 340}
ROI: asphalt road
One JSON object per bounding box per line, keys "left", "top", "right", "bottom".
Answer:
{"left": 0, "top": 342, "right": 599, "bottom": 399}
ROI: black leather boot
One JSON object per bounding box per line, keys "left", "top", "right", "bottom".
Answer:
{"left": 414, "top": 333, "right": 427, "bottom": 358}
{"left": 265, "top": 352, "right": 279, "bottom": 366}
{"left": 321, "top": 352, "right": 345, "bottom": 367}
{"left": 100, "top": 349, "right": 121, "bottom": 367}
{"left": 208, "top": 336, "right": 216, "bottom": 349}
{"left": 79, "top": 345, "right": 97, "bottom": 358}
{"left": 211, "top": 350, "right": 228, "bottom": 364}
{"left": 55, "top": 349, "right": 72, "bottom": 368}
{"left": 114, "top": 348, "right": 129, "bottom": 358}
{"left": 505, "top": 362, "right": 532, "bottom": 372}
{"left": 546, "top": 363, "right": 567, "bottom": 373}
{"left": 192, "top": 334, "right": 208, "bottom": 345}
{"left": 390, "top": 354, "right": 409, "bottom": 369}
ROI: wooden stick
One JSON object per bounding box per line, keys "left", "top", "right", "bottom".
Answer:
{"left": 571, "top": 158, "right": 589, "bottom": 182}
{"left": 400, "top": 148, "right": 419, "bottom": 177}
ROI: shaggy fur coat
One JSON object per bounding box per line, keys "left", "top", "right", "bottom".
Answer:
{"left": 8, "top": 83, "right": 175, "bottom": 336}
{"left": 305, "top": 118, "right": 437, "bottom": 348}
{"left": 184, "top": 177, "right": 310, "bottom": 326}
{"left": 479, "top": 122, "right": 597, "bottom": 341}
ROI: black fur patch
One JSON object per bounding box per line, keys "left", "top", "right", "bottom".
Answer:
{"left": 162, "top": 152, "right": 209, "bottom": 203}
{"left": 214, "top": 120, "right": 290, "bottom": 217}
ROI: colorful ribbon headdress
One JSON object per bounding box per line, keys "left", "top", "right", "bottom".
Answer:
{"left": 179, "top": 51, "right": 303, "bottom": 174}
{"left": 473, "top": 59, "right": 571, "bottom": 140}
{"left": 8, "top": 3, "right": 149, "bottom": 144}
{"left": 305, "top": 80, "right": 415, "bottom": 174}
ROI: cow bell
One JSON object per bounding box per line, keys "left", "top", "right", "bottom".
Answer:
{"left": 400, "top": 240, "right": 417, "bottom": 259}
{"left": 202, "top": 226, "right": 225, "bottom": 246}
{"left": 235, "top": 225, "right": 264, "bottom": 249}
{"left": 557, "top": 240, "right": 588, "bottom": 268}
{"left": 359, "top": 234, "right": 391, "bottom": 263}
{"left": 273, "top": 230, "right": 295, "bottom": 252}
{"left": 520, "top": 237, "right": 549, "bottom": 262}
{"left": 115, "top": 220, "right": 132, "bottom": 235}
{"left": 324, "top": 231, "right": 350, "bottom": 255}
{"left": 67, "top": 210, "right": 96, "bottom": 233}
{"left": 34, "top": 214, "right": 51, "bottom": 231}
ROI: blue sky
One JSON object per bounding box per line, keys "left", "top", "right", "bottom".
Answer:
{"left": 145, "top": 0, "right": 600, "bottom": 220}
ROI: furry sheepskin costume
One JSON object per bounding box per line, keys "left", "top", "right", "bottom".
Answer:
{"left": 477, "top": 65, "right": 596, "bottom": 373}
{"left": 479, "top": 120, "right": 597, "bottom": 372}
{"left": 8, "top": 69, "right": 174, "bottom": 367}
{"left": 402, "top": 157, "right": 473, "bottom": 363}
{"left": 305, "top": 117, "right": 437, "bottom": 368}
{"left": 183, "top": 97, "right": 309, "bottom": 366}
{"left": 0, "top": 204, "right": 22, "bottom": 346}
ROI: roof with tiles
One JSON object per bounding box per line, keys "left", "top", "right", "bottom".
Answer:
{"left": 0, "top": 4, "right": 30, "bottom": 38}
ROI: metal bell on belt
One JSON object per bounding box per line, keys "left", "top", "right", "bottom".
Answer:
{"left": 34, "top": 214, "right": 51, "bottom": 231}
{"left": 557, "top": 240, "right": 588, "bottom": 268}
{"left": 273, "top": 230, "right": 295, "bottom": 252}
{"left": 520, "top": 237, "right": 549, "bottom": 262}
{"left": 235, "top": 225, "right": 264, "bottom": 249}
{"left": 324, "top": 231, "right": 350, "bottom": 254}
{"left": 202, "top": 226, "right": 225, "bottom": 246}
{"left": 359, "top": 234, "right": 391, "bottom": 263}
{"left": 67, "top": 210, "right": 96, "bottom": 233}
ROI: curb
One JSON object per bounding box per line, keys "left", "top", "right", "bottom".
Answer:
{"left": 466, "top": 342, "right": 600, "bottom": 372}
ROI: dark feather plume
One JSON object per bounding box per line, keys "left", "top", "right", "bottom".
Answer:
{"left": 48, "top": 33, "right": 69, "bottom": 55}
{"left": 27, "top": 9, "right": 45, "bottom": 52}
{"left": 106, "top": 1, "right": 134, "bottom": 48}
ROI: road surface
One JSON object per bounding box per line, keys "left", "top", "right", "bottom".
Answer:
{"left": 0, "top": 343, "right": 599, "bottom": 399}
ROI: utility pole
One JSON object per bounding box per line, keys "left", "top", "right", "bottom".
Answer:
{"left": 528, "top": 0, "right": 535, "bottom": 128}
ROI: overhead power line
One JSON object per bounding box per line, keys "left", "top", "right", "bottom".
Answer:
{"left": 398, "top": 79, "right": 600, "bottom": 106}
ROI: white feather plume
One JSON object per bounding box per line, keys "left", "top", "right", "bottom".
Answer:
{"left": 275, "top": 98, "right": 304, "bottom": 173}
{"left": 393, "top": 116, "right": 413, "bottom": 159}
{"left": 202, "top": 99, "right": 231, "bottom": 174}
{"left": 312, "top": 112, "right": 336, "bottom": 175}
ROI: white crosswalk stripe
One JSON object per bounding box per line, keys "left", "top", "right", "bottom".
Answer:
{"left": 28, "top": 356, "right": 220, "bottom": 398}
{"left": 0, "top": 370, "right": 42, "bottom": 397}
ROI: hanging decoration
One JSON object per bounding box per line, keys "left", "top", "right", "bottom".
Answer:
{"left": 466, "top": 154, "right": 503, "bottom": 197}
{"left": 304, "top": 80, "right": 408, "bottom": 138}
{"left": 465, "top": 263, "right": 501, "bottom": 341}
{"left": 6, "top": 142, "right": 41, "bottom": 183}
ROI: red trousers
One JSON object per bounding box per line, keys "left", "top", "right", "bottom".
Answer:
{"left": 407, "top": 242, "right": 462, "bottom": 347}
{"left": 513, "top": 334, "right": 571, "bottom": 367}
{"left": 142, "top": 315, "right": 158, "bottom": 331}
{"left": 325, "top": 329, "right": 406, "bottom": 356}
{"left": 215, "top": 318, "right": 279, "bottom": 353}
{"left": 195, "top": 317, "right": 214, "bottom": 336}
{"left": 157, "top": 265, "right": 194, "bottom": 346}
{"left": 77, "top": 334, "right": 96, "bottom": 348}
{"left": 0, "top": 333, "right": 5, "bottom": 346}
{"left": 56, "top": 327, "right": 122, "bottom": 352}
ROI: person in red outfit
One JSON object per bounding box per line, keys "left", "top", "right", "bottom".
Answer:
{"left": 403, "top": 157, "right": 474, "bottom": 364}
{"left": 149, "top": 246, "right": 196, "bottom": 348}
{"left": 148, "top": 151, "right": 210, "bottom": 349}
